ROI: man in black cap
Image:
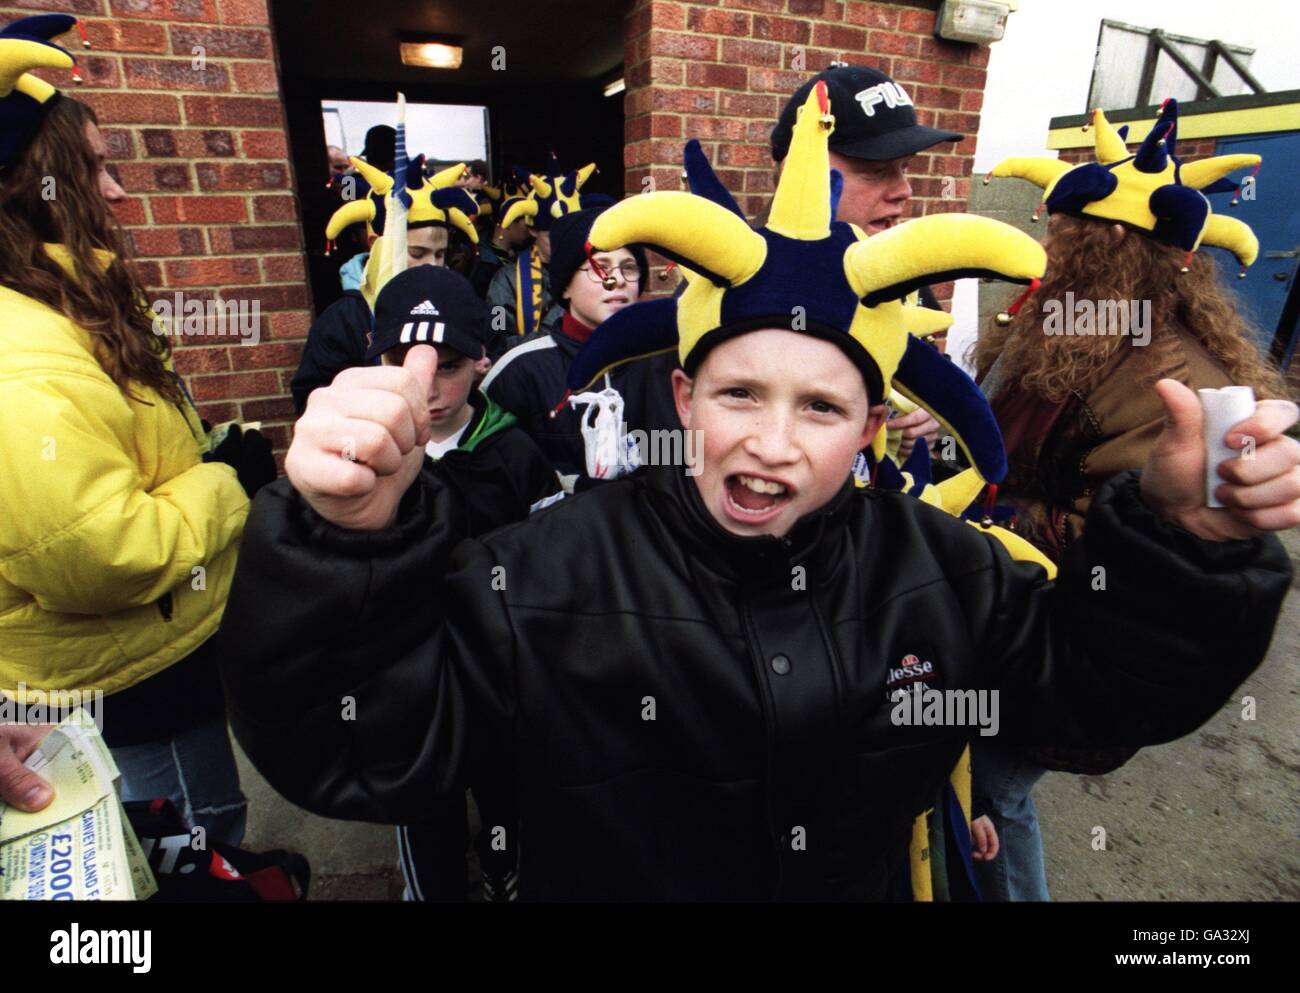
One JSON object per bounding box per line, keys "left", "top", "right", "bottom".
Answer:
{"left": 771, "top": 63, "right": 958, "bottom": 456}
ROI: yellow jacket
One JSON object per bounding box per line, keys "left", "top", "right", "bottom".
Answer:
{"left": 0, "top": 246, "right": 248, "bottom": 699}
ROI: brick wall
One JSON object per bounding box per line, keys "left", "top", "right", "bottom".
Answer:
{"left": 4, "top": 0, "right": 309, "bottom": 456}
{"left": 623, "top": 0, "right": 988, "bottom": 303}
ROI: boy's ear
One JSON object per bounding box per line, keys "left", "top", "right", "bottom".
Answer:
{"left": 861, "top": 402, "right": 889, "bottom": 449}
{"left": 671, "top": 368, "right": 694, "bottom": 430}
{"left": 474, "top": 354, "right": 491, "bottom": 378}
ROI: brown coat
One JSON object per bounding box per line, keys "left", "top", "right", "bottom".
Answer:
{"left": 988, "top": 331, "right": 1232, "bottom": 561}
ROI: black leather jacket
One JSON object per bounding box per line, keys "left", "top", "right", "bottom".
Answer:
{"left": 217, "top": 465, "right": 1289, "bottom": 900}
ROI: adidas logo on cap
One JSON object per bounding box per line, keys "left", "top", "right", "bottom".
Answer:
{"left": 410, "top": 300, "right": 440, "bottom": 316}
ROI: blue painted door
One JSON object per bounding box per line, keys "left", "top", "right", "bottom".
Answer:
{"left": 1207, "top": 132, "right": 1300, "bottom": 367}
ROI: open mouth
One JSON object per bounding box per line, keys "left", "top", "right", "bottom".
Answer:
{"left": 868, "top": 215, "right": 900, "bottom": 232}
{"left": 723, "top": 473, "right": 794, "bottom": 524}
{"left": 603, "top": 295, "right": 629, "bottom": 305}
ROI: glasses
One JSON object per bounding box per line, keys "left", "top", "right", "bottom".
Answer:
{"left": 579, "top": 260, "right": 642, "bottom": 283}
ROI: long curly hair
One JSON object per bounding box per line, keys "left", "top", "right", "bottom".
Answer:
{"left": 970, "top": 213, "right": 1289, "bottom": 402}
{"left": 0, "top": 97, "right": 179, "bottom": 403}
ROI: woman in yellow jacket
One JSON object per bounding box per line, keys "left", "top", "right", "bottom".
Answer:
{"left": 0, "top": 15, "right": 271, "bottom": 845}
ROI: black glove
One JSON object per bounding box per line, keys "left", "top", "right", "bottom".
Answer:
{"left": 204, "top": 425, "right": 278, "bottom": 499}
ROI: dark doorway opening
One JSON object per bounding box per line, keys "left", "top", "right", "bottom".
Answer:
{"left": 269, "top": 0, "right": 630, "bottom": 313}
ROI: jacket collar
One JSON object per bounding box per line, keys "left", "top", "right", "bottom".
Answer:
{"left": 641, "top": 463, "right": 856, "bottom": 587}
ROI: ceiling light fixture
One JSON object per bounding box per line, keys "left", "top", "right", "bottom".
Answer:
{"left": 400, "top": 41, "right": 463, "bottom": 69}
{"left": 603, "top": 77, "right": 625, "bottom": 98}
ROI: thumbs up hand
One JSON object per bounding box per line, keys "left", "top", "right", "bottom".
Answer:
{"left": 1139, "top": 379, "right": 1300, "bottom": 541}
{"left": 285, "top": 344, "right": 438, "bottom": 531}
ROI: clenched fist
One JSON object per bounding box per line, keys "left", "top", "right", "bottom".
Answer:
{"left": 285, "top": 345, "right": 438, "bottom": 531}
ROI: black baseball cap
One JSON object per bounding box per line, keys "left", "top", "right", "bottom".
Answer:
{"left": 367, "top": 266, "right": 488, "bottom": 362}
{"left": 771, "top": 65, "right": 961, "bottom": 163}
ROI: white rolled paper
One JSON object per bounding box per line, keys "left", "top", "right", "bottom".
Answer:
{"left": 1198, "top": 386, "right": 1256, "bottom": 508}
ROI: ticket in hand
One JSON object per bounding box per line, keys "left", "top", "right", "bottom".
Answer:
{"left": 1198, "top": 386, "right": 1256, "bottom": 509}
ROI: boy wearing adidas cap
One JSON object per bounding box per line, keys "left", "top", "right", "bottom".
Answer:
{"left": 220, "top": 84, "right": 1298, "bottom": 901}
{"left": 365, "top": 265, "right": 558, "bottom": 901}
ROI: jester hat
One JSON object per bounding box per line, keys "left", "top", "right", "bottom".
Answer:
{"left": 568, "top": 84, "right": 1047, "bottom": 484}
{"left": 989, "top": 99, "right": 1260, "bottom": 271}
{"left": 500, "top": 153, "right": 598, "bottom": 232}
{"left": 326, "top": 156, "right": 477, "bottom": 244}
{"left": 0, "top": 13, "right": 88, "bottom": 169}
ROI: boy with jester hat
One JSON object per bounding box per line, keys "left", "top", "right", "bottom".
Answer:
{"left": 291, "top": 149, "right": 478, "bottom": 414}
{"left": 485, "top": 154, "right": 603, "bottom": 340}
{"left": 365, "top": 264, "right": 559, "bottom": 901}
{"left": 481, "top": 204, "right": 679, "bottom": 490}
{"left": 219, "top": 83, "right": 1299, "bottom": 901}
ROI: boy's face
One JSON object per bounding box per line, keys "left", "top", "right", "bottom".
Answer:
{"left": 407, "top": 225, "right": 449, "bottom": 266}
{"left": 500, "top": 218, "right": 531, "bottom": 250}
{"left": 564, "top": 247, "right": 640, "bottom": 329}
{"left": 382, "top": 342, "right": 479, "bottom": 428}
{"left": 672, "top": 330, "right": 888, "bottom": 539}
{"left": 826, "top": 151, "right": 913, "bottom": 234}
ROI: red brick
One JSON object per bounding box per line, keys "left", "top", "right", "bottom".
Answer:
{"left": 111, "top": 0, "right": 218, "bottom": 19}
{"left": 845, "top": 1, "right": 897, "bottom": 28}
{"left": 111, "top": 198, "right": 148, "bottom": 226}
{"left": 218, "top": 0, "right": 268, "bottom": 24}
{"left": 251, "top": 194, "right": 296, "bottom": 222}
{"left": 789, "top": 0, "right": 837, "bottom": 14}
{"left": 683, "top": 116, "right": 749, "bottom": 141}
{"left": 648, "top": 1, "right": 686, "bottom": 30}
{"left": 145, "top": 129, "right": 236, "bottom": 158}
{"left": 969, "top": 45, "right": 991, "bottom": 68}
{"left": 165, "top": 256, "right": 260, "bottom": 286}
{"left": 941, "top": 64, "right": 987, "bottom": 89}
{"left": 81, "top": 91, "right": 181, "bottom": 124}
{"left": 813, "top": 23, "right": 867, "bottom": 51}
{"left": 266, "top": 309, "right": 311, "bottom": 340}
{"left": 83, "top": 18, "right": 169, "bottom": 53}
{"left": 196, "top": 161, "right": 289, "bottom": 191}
{"left": 748, "top": 67, "right": 806, "bottom": 94}
{"left": 744, "top": 168, "right": 776, "bottom": 192}
{"left": 151, "top": 194, "right": 247, "bottom": 223}
{"left": 261, "top": 254, "right": 306, "bottom": 282}
{"left": 194, "top": 401, "right": 238, "bottom": 423}
{"left": 652, "top": 87, "right": 716, "bottom": 114}
{"left": 919, "top": 35, "right": 971, "bottom": 64}
{"left": 208, "top": 224, "right": 299, "bottom": 252}
{"left": 231, "top": 60, "right": 277, "bottom": 92}
{"left": 914, "top": 85, "right": 961, "bottom": 111}
{"left": 102, "top": 128, "right": 134, "bottom": 159}
{"left": 76, "top": 55, "right": 121, "bottom": 88}
{"left": 625, "top": 61, "right": 651, "bottom": 90}
{"left": 238, "top": 396, "right": 297, "bottom": 422}
{"left": 686, "top": 62, "right": 748, "bottom": 90}
{"left": 189, "top": 370, "right": 279, "bottom": 401}
{"left": 716, "top": 143, "right": 771, "bottom": 168}
{"left": 894, "top": 58, "right": 941, "bottom": 84}
{"left": 648, "top": 57, "right": 684, "bottom": 86}
{"left": 171, "top": 24, "right": 271, "bottom": 58}
{"left": 128, "top": 226, "right": 205, "bottom": 257}
{"left": 937, "top": 111, "right": 980, "bottom": 134}
{"left": 719, "top": 0, "right": 784, "bottom": 12}
{"left": 171, "top": 346, "right": 231, "bottom": 375}
{"left": 868, "top": 30, "right": 919, "bottom": 57}
{"left": 229, "top": 340, "right": 301, "bottom": 371}
{"left": 240, "top": 129, "right": 287, "bottom": 158}
{"left": 752, "top": 14, "right": 811, "bottom": 44}
{"left": 647, "top": 30, "right": 716, "bottom": 60}
{"left": 687, "top": 8, "right": 750, "bottom": 34}
{"left": 651, "top": 114, "right": 682, "bottom": 138}
{"left": 7, "top": 0, "right": 102, "bottom": 14}
{"left": 184, "top": 94, "right": 282, "bottom": 127}
{"left": 114, "top": 161, "right": 193, "bottom": 192}
{"left": 718, "top": 91, "right": 778, "bottom": 118}
{"left": 257, "top": 423, "right": 289, "bottom": 451}
{"left": 134, "top": 260, "right": 164, "bottom": 288}
{"left": 219, "top": 284, "right": 311, "bottom": 311}
{"left": 126, "top": 57, "right": 229, "bottom": 90}
{"left": 722, "top": 38, "right": 782, "bottom": 68}
{"left": 899, "top": 8, "right": 937, "bottom": 33}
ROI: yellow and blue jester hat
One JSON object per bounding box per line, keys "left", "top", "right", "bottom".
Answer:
{"left": 325, "top": 156, "right": 476, "bottom": 246}
{"left": 501, "top": 153, "right": 598, "bottom": 232}
{"left": 568, "top": 82, "right": 1047, "bottom": 484}
{"left": 988, "top": 99, "right": 1261, "bottom": 273}
{"left": 0, "top": 13, "right": 89, "bottom": 170}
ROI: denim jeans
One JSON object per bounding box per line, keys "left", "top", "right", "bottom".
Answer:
{"left": 112, "top": 716, "right": 248, "bottom": 849}
{"left": 971, "top": 739, "right": 1050, "bottom": 902}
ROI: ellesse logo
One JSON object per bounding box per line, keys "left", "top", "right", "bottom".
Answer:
{"left": 886, "top": 653, "right": 935, "bottom": 688}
